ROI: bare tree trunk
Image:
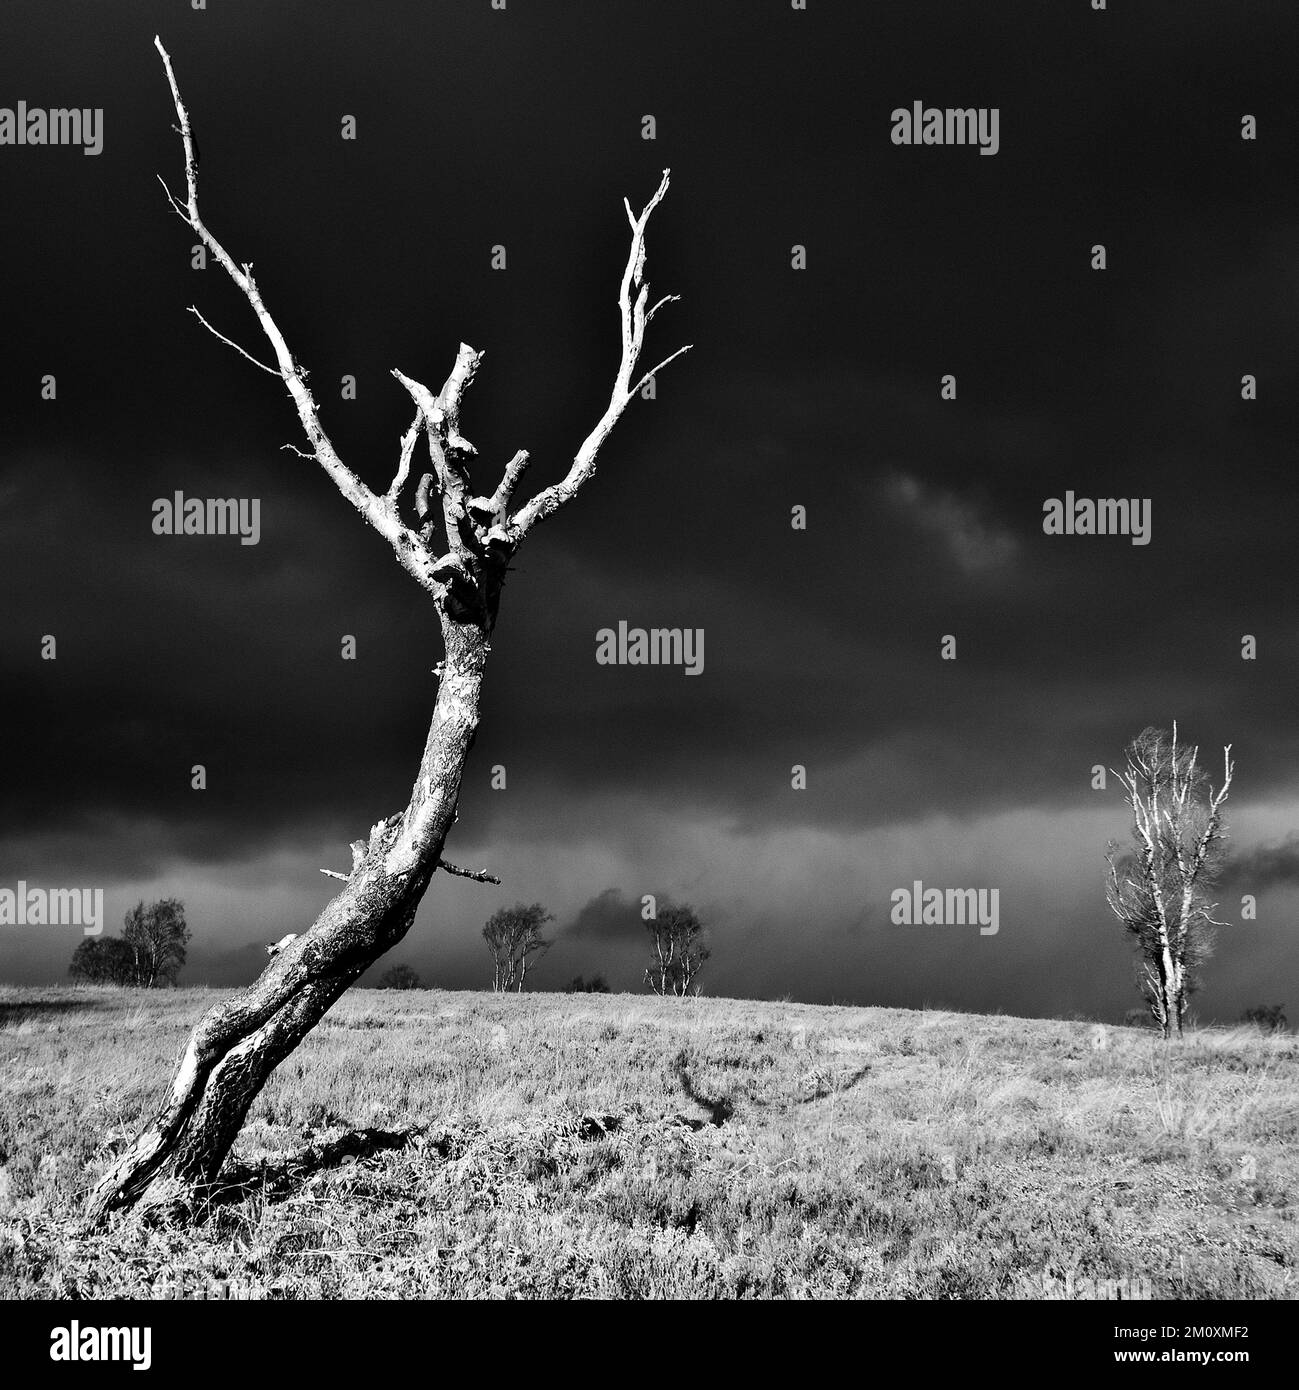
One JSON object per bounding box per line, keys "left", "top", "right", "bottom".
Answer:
{"left": 1169, "top": 959, "right": 1185, "bottom": 1039}
{"left": 1159, "top": 945, "right": 1177, "bottom": 1040}
{"left": 88, "top": 625, "right": 486, "bottom": 1217}
{"left": 84, "top": 40, "right": 688, "bottom": 1222}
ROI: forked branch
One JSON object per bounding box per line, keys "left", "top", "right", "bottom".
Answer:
{"left": 156, "top": 35, "right": 688, "bottom": 605}
{"left": 510, "top": 169, "right": 691, "bottom": 539}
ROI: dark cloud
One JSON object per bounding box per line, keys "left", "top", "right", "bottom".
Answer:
{"left": 2, "top": 1, "right": 1298, "bottom": 1022}
{"left": 1229, "top": 835, "right": 1299, "bottom": 893}
{"left": 562, "top": 888, "right": 640, "bottom": 942}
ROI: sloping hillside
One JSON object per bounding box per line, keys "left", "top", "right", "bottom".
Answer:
{"left": 0, "top": 986, "right": 1294, "bottom": 1298}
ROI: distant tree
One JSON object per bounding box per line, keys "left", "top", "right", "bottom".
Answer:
{"left": 378, "top": 964, "right": 421, "bottom": 990}
{"left": 564, "top": 974, "right": 611, "bottom": 994}
{"left": 1122, "top": 1007, "right": 1158, "bottom": 1030}
{"left": 69, "top": 900, "right": 189, "bottom": 987}
{"left": 122, "top": 898, "right": 191, "bottom": 987}
{"left": 483, "top": 903, "right": 553, "bottom": 993}
{"left": 69, "top": 936, "right": 137, "bottom": 986}
{"left": 1105, "top": 724, "right": 1233, "bottom": 1039}
{"left": 1241, "top": 1003, "right": 1287, "bottom": 1033}
{"left": 644, "top": 904, "right": 709, "bottom": 997}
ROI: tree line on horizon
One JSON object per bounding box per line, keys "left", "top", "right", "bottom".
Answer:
{"left": 295, "top": 900, "right": 712, "bottom": 996}
{"left": 64, "top": 724, "right": 1286, "bottom": 1038}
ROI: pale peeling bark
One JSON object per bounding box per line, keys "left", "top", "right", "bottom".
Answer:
{"left": 87, "top": 39, "right": 689, "bottom": 1222}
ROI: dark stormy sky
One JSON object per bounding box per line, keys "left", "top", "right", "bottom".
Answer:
{"left": 3, "top": 0, "right": 1299, "bottom": 1024}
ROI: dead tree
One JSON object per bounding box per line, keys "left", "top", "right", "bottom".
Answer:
{"left": 1105, "top": 723, "right": 1233, "bottom": 1039}
{"left": 86, "top": 37, "right": 690, "bottom": 1221}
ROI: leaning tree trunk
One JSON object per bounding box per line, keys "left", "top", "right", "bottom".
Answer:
{"left": 86, "top": 41, "right": 688, "bottom": 1221}
{"left": 87, "top": 624, "right": 487, "bottom": 1217}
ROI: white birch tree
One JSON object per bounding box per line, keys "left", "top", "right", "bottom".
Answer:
{"left": 1106, "top": 723, "right": 1233, "bottom": 1039}
{"left": 482, "top": 904, "right": 553, "bottom": 993}
{"left": 644, "top": 904, "right": 709, "bottom": 997}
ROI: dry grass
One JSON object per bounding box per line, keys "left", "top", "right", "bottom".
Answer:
{"left": 0, "top": 986, "right": 1295, "bottom": 1299}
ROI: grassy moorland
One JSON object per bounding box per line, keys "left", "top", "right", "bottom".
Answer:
{"left": 0, "top": 985, "right": 1294, "bottom": 1299}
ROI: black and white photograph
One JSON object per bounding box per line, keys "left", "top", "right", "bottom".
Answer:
{"left": 0, "top": 0, "right": 1296, "bottom": 1349}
